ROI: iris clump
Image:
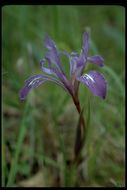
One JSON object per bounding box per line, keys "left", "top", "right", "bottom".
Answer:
{"left": 19, "top": 32, "right": 107, "bottom": 102}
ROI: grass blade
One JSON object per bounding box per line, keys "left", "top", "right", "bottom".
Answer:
{"left": 6, "top": 101, "right": 29, "bottom": 187}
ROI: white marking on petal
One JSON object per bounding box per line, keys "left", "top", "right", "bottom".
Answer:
{"left": 84, "top": 74, "right": 95, "bottom": 83}
{"left": 28, "top": 77, "right": 42, "bottom": 87}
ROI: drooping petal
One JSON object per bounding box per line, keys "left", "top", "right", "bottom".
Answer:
{"left": 77, "top": 71, "right": 107, "bottom": 99}
{"left": 20, "top": 75, "right": 46, "bottom": 101}
{"left": 87, "top": 55, "right": 104, "bottom": 67}
{"left": 20, "top": 74, "right": 68, "bottom": 101}
{"left": 25, "top": 74, "right": 46, "bottom": 84}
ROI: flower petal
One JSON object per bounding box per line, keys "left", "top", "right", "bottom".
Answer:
{"left": 87, "top": 55, "right": 104, "bottom": 67}
{"left": 20, "top": 75, "right": 46, "bottom": 101}
{"left": 25, "top": 74, "right": 46, "bottom": 84}
{"left": 44, "top": 34, "right": 57, "bottom": 50}
{"left": 82, "top": 32, "right": 89, "bottom": 58}
{"left": 70, "top": 53, "right": 80, "bottom": 75}
{"left": 63, "top": 51, "right": 85, "bottom": 78}
{"left": 40, "top": 54, "right": 73, "bottom": 95}
{"left": 20, "top": 74, "right": 69, "bottom": 101}
{"left": 40, "top": 59, "right": 55, "bottom": 75}
{"left": 44, "top": 35, "right": 64, "bottom": 73}
{"left": 51, "top": 67, "right": 73, "bottom": 95}
{"left": 77, "top": 71, "right": 107, "bottom": 99}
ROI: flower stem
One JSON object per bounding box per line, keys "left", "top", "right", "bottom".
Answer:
{"left": 72, "top": 95, "right": 86, "bottom": 164}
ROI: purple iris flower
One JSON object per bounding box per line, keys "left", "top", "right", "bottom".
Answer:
{"left": 19, "top": 32, "right": 107, "bottom": 101}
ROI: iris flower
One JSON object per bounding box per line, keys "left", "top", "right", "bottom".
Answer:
{"left": 19, "top": 32, "right": 107, "bottom": 102}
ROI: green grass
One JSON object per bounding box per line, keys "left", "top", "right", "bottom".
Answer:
{"left": 2, "top": 5, "right": 125, "bottom": 187}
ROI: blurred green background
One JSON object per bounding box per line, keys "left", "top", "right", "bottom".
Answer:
{"left": 2, "top": 5, "right": 125, "bottom": 187}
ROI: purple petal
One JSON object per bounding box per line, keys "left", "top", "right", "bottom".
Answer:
{"left": 41, "top": 56, "right": 69, "bottom": 89}
{"left": 40, "top": 59, "right": 55, "bottom": 75}
{"left": 77, "top": 71, "right": 107, "bottom": 99}
{"left": 42, "top": 52, "right": 73, "bottom": 95}
{"left": 44, "top": 34, "right": 57, "bottom": 50}
{"left": 87, "top": 55, "right": 104, "bottom": 67}
{"left": 44, "top": 35, "right": 64, "bottom": 73}
{"left": 20, "top": 75, "right": 46, "bottom": 101}
{"left": 25, "top": 74, "right": 44, "bottom": 84}
{"left": 79, "top": 32, "right": 89, "bottom": 69}
{"left": 70, "top": 53, "right": 80, "bottom": 75}
{"left": 82, "top": 32, "right": 89, "bottom": 58}
{"left": 64, "top": 52, "right": 85, "bottom": 77}
{"left": 45, "top": 50, "right": 60, "bottom": 67}
{"left": 20, "top": 74, "right": 69, "bottom": 101}
{"left": 61, "top": 51, "right": 79, "bottom": 76}
{"left": 51, "top": 67, "right": 73, "bottom": 95}
{"left": 40, "top": 55, "right": 72, "bottom": 95}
